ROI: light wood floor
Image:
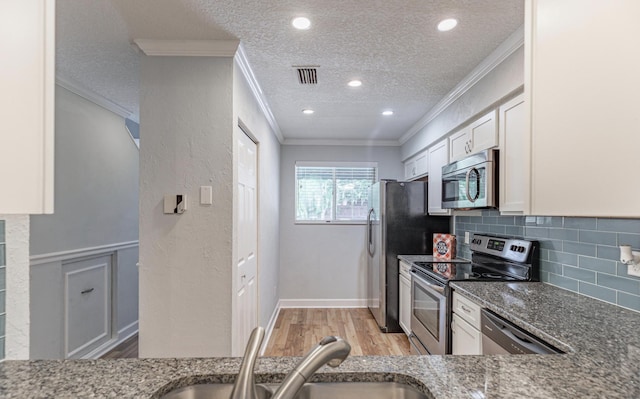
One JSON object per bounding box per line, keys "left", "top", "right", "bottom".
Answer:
{"left": 101, "top": 334, "right": 139, "bottom": 359}
{"left": 100, "top": 308, "right": 410, "bottom": 359}
{"left": 263, "top": 308, "right": 410, "bottom": 357}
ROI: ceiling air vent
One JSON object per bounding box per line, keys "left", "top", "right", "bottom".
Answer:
{"left": 295, "top": 66, "right": 318, "bottom": 84}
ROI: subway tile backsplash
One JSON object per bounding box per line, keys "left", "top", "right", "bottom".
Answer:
{"left": 455, "top": 211, "right": 640, "bottom": 313}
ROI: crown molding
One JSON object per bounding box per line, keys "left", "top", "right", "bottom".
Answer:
{"left": 398, "top": 25, "right": 525, "bottom": 145}
{"left": 283, "top": 138, "right": 400, "bottom": 147}
{"left": 133, "top": 39, "right": 240, "bottom": 57}
{"left": 55, "top": 75, "right": 135, "bottom": 120}
{"left": 234, "top": 43, "right": 285, "bottom": 143}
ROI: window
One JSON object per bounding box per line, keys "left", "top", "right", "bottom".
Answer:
{"left": 295, "top": 162, "right": 377, "bottom": 223}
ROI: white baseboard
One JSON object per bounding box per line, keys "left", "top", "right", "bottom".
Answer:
{"left": 260, "top": 302, "right": 281, "bottom": 356}
{"left": 82, "top": 321, "right": 139, "bottom": 359}
{"left": 278, "top": 299, "right": 368, "bottom": 308}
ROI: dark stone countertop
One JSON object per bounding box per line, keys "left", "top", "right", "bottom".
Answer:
{"left": 1, "top": 282, "right": 639, "bottom": 398}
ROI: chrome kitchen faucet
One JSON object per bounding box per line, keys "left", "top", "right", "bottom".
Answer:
{"left": 230, "top": 326, "right": 351, "bottom": 399}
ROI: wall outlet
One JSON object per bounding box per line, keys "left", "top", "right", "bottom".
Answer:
{"left": 628, "top": 263, "right": 640, "bottom": 278}
{"left": 464, "top": 231, "right": 470, "bottom": 244}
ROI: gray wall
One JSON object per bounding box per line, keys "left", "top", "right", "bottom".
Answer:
{"left": 456, "top": 211, "right": 640, "bottom": 312}
{"left": 30, "top": 87, "right": 139, "bottom": 254}
{"left": 233, "top": 62, "right": 281, "bottom": 328}
{"left": 29, "top": 88, "right": 140, "bottom": 359}
{"left": 279, "top": 145, "right": 402, "bottom": 302}
{"left": 139, "top": 56, "right": 235, "bottom": 357}
{"left": 401, "top": 46, "right": 524, "bottom": 160}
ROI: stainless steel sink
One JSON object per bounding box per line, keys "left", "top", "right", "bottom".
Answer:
{"left": 159, "top": 383, "right": 274, "bottom": 399}
{"left": 159, "top": 382, "right": 428, "bottom": 399}
{"left": 294, "top": 382, "right": 427, "bottom": 399}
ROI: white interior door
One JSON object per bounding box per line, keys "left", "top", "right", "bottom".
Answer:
{"left": 233, "top": 129, "right": 258, "bottom": 355}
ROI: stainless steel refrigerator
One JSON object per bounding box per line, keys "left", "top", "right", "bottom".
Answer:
{"left": 366, "top": 180, "right": 451, "bottom": 333}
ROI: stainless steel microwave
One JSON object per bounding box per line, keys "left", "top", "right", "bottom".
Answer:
{"left": 441, "top": 149, "right": 497, "bottom": 209}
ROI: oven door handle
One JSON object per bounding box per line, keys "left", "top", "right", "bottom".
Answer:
{"left": 411, "top": 269, "right": 446, "bottom": 297}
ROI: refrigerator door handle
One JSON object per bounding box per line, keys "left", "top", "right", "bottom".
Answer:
{"left": 367, "top": 208, "right": 374, "bottom": 256}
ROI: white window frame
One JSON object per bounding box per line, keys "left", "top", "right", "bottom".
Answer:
{"left": 294, "top": 161, "right": 378, "bottom": 225}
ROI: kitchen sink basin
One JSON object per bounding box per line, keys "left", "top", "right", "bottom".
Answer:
{"left": 159, "top": 383, "right": 274, "bottom": 399}
{"left": 159, "top": 382, "right": 428, "bottom": 399}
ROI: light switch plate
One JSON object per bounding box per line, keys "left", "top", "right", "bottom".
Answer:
{"left": 464, "top": 232, "right": 470, "bottom": 244}
{"left": 200, "top": 186, "right": 213, "bottom": 205}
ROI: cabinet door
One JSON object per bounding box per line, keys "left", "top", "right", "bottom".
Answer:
{"left": 64, "top": 254, "right": 113, "bottom": 359}
{"left": 499, "top": 94, "right": 527, "bottom": 214}
{"left": 414, "top": 151, "right": 428, "bottom": 178}
{"left": 469, "top": 110, "right": 498, "bottom": 153}
{"left": 404, "top": 158, "right": 417, "bottom": 180}
{"left": 449, "top": 128, "right": 470, "bottom": 162}
{"left": 427, "top": 139, "right": 451, "bottom": 215}
{"left": 399, "top": 273, "right": 411, "bottom": 336}
{"left": 451, "top": 313, "right": 482, "bottom": 355}
{"left": 0, "top": 1, "right": 55, "bottom": 214}
{"left": 526, "top": 0, "right": 640, "bottom": 217}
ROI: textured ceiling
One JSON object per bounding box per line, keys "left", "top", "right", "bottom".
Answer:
{"left": 56, "top": 0, "right": 524, "bottom": 143}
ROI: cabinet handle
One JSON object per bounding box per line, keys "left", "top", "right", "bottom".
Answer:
{"left": 81, "top": 288, "right": 94, "bottom": 294}
{"left": 460, "top": 304, "right": 472, "bottom": 313}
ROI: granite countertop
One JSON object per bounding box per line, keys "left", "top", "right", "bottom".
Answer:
{"left": 1, "top": 282, "right": 639, "bottom": 398}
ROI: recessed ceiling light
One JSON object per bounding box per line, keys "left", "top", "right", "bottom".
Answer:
{"left": 292, "top": 17, "right": 311, "bottom": 30}
{"left": 348, "top": 80, "right": 362, "bottom": 87}
{"left": 437, "top": 18, "right": 458, "bottom": 32}
{"left": 302, "top": 109, "right": 314, "bottom": 114}
{"left": 382, "top": 110, "right": 394, "bottom": 116}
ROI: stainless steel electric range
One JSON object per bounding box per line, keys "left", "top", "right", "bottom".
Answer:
{"left": 408, "top": 233, "right": 539, "bottom": 355}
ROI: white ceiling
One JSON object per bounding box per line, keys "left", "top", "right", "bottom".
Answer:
{"left": 55, "top": 0, "right": 524, "bottom": 144}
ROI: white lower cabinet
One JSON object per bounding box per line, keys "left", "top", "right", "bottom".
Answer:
{"left": 63, "top": 254, "right": 113, "bottom": 359}
{"left": 451, "top": 313, "right": 482, "bottom": 355}
{"left": 451, "top": 291, "right": 482, "bottom": 355}
{"left": 399, "top": 261, "right": 412, "bottom": 336}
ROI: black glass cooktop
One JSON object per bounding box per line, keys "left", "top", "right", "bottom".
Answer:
{"left": 412, "top": 261, "right": 524, "bottom": 284}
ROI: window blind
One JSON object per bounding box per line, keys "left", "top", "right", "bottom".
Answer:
{"left": 295, "top": 164, "right": 377, "bottom": 223}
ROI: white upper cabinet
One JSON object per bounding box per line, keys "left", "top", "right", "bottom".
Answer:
{"left": 403, "top": 149, "right": 428, "bottom": 181}
{"left": 499, "top": 94, "right": 527, "bottom": 214}
{"left": 449, "top": 110, "right": 498, "bottom": 162}
{"left": 427, "top": 138, "right": 450, "bottom": 215}
{"left": 0, "top": 0, "right": 55, "bottom": 214}
{"left": 526, "top": 0, "right": 640, "bottom": 217}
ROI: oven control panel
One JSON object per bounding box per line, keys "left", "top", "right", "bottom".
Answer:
{"left": 469, "top": 234, "right": 535, "bottom": 263}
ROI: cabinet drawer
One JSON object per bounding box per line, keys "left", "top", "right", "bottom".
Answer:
{"left": 452, "top": 291, "right": 481, "bottom": 329}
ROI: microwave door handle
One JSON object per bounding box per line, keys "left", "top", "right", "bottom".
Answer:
{"left": 465, "top": 168, "right": 474, "bottom": 203}
{"left": 465, "top": 167, "right": 480, "bottom": 203}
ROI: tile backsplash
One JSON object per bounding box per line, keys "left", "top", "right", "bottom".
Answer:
{"left": 455, "top": 210, "right": 640, "bottom": 313}
{"left": 0, "top": 220, "right": 5, "bottom": 360}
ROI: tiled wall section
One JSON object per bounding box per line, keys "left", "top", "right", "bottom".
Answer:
{"left": 0, "top": 220, "right": 5, "bottom": 359}
{"left": 455, "top": 210, "right": 640, "bottom": 313}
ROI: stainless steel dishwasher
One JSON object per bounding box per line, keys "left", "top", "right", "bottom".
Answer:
{"left": 480, "top": 309, "right": 563, "bottom": 355}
